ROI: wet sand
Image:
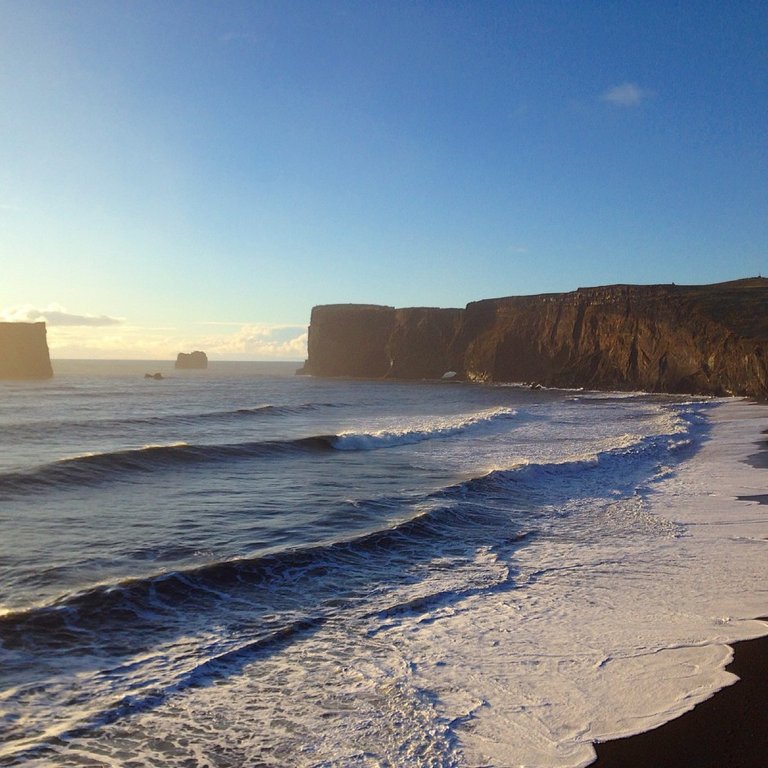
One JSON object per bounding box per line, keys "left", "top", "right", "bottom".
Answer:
{"left": 592, "top": 628, "right": 768, "bottom": 768}
{"left": 593, "top": 416, "right": 768, "bottom": 768}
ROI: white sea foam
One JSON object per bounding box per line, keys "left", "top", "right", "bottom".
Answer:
{"left": 8, "top": 383, "right": 766, "bottom": 768}
{"left": 376, "top": 400, "right": 768, "bottom": 767}
{"left": 86, "top": 401, "right": 763, "bottom": 768}
{"left": 332, "top": 407, "right": 518, "bottom": 451}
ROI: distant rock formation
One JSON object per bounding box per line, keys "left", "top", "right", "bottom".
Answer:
{"left": 0, "top": 322, "right": 53, "bottom": 379}
{"left": 175, "top": 351, "right": 208, "bottom": 369}
{"left": 300, "top": 278, "right": 768, "bottom": 398}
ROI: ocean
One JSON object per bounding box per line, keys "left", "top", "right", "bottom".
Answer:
{"left": 0, "top": 361, "right": 766, "bottom": 768}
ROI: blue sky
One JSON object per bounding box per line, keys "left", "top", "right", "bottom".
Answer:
{"left": 1, "top": 1, "right": 765, "bottom": 359}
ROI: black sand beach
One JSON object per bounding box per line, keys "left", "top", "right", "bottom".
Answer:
{"left": 592, "top": 628, "right": 768, "bottom": 768}
{"left": 744, "top": 428, "right": 768, "bottom": 470}
{"left": 594, "top": 422, "right": 768, "bottom": 768}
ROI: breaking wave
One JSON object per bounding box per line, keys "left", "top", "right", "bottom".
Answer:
{"left": 0, "top": 407, "right": 519, "bottom": 496}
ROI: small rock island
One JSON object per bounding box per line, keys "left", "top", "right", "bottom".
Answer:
{"left": 299, "top": 278, "right": 768, "bottom": 398}
{"left": 175, "top": 351, "right": 208, "bottom": 369}
{"left": 0, "top": 322, "right": 54, "bottom": 379}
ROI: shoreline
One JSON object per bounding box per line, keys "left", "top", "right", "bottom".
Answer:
{"left": 592, "top": 402, "right": 768, "bottom": 768}
{"left": 592, "top": 626, "right": 768, "bottom": 768}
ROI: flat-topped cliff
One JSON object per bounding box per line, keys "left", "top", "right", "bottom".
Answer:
{"left": 0, "top": 322, "right": 54, "bottom": 379}
{"left": 304, "top": 304, "right": 465, "bottom": 379}
{"left": 300, "top": 278, "right": 768, "bottom": 397}
{"left": 175, "top": 351, "right": 208, "bottom": 369}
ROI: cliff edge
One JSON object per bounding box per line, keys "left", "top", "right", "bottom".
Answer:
{"left": 0, "top": 322, "right": 54, "bottom": 379}
{"left": 300, "top": 278, "right": 768, "bottom": 398}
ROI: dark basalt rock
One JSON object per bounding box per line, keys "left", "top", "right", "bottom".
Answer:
{"left": 304, "top": 305, "right": 396, "bottom": 378}
{"left": 303, "top": 304, "right": 465, "bottom": 380}
{"left": 0, "top": 322, "right": 53, "bottom": 379}
{"left": 299, "top": 278, "right": 768, "bottom": 398}
{"left": 175, "top": 351, "right": 208, "bottom": 369}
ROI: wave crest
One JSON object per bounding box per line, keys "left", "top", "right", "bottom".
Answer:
{"left": 332, "top": 407, "right": 518, "bottom": 451}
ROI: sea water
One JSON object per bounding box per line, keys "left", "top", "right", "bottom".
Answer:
{"left": 0, "top": 361, "right": 766, "bottom": 767}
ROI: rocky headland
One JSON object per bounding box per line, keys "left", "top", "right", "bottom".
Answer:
{"left": 0, "top": 322, "right": 54, "bottom": 379}
{"left": 175, "top": 351, "right": 208, "bottom": 369}
{"left": 299, "top": 278, "right": 768, "bottom": 398}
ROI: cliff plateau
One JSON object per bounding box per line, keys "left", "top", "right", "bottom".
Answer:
{"left": 300, "top": 279, "right": 768, "bottom": 398}
{"left": 0, "top": 322, "right": 54, "bottom": 379}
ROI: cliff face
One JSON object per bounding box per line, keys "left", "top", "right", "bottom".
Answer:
{"left": 302, "top": 305, "right": 465, "bottom": 379}
{"left": 300, "top": 279, "right": 768, "bottom": 397}
{"left": 175, "top": 351, "right": 208, "bottom": 369}
{"left": 0, "top": 322, "right": 54, "bottom": 379}
{"left": 305, "top": 305, "right": 396, "bottom": 378}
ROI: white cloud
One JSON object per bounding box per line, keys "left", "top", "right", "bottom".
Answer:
{"left": 36, "top": 320, "right": 307, "bottom": 361}
{"left": 198, "top": 324, "right": 308, "bottom": 360}
{"left": 45, "top": 324, "right": 188, "bottom": 359}
{"left": 0, "top": 303, "right": 122, "bottom": 326}
{"left": 600, "top": 82, "right": 654, "bottom": 107}
{"left": 1, "top": 304, "right": 307, "bottom": 359}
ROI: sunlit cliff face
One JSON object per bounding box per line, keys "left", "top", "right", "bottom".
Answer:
{"left": 0, "top": 322, "right": 53, "bottom": 379}
{"left": 302, "top": 279, "right": 768, "bottom": 398}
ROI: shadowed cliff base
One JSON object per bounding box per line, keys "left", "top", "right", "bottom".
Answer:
{"left": 299, "top": 278, "right": 768, "bottom": 398}
{"left": 0, "top": 322, "right": 53, "bottom": 379}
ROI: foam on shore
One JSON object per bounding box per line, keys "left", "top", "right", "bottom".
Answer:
{"left": 10, "top": 398, "right": 767, "bottom": 767}
{"left": 386, "top": 399, "right": 768, "bottom": 767}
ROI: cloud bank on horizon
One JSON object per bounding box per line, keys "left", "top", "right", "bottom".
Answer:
{"left": 0, "top": 304, "right": 307, "bottom": 360}
{"left": 0, "top": 304, "right": 123, "bottom": 327}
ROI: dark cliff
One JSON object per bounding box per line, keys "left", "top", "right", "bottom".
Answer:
{"left": 303, "top": 304, "right": 464, "bottom": 379}
{"left": 0, "top": 322, "right": 54, "bottom": 379}
{"left": 300, "top": 278, "right": 768, "bottom": 397}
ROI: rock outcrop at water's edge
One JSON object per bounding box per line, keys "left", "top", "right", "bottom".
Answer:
{"left": 299, "top": 278, "right": 768, "bottom": 398}
{"left": 0, "top": 322, "right": 54, "bottom": 379}
{"left": 175, "top": 351, "right": 208, "bottom": 369}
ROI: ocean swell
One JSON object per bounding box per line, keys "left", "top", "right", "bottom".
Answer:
{"left": 0, "top": 407, "right": 520, "bottom": 497}
{"left": 0, "top": 401, "right": 709, "bottom": 767}
{"left": 0, "top": 411, "right": 699, "bottom": 655}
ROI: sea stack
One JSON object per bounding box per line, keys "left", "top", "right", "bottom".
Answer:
{"left": 0, "top": 322, "right": 54, "bottom": 379}
{"left": 175, "top": 351, "right": 208, "bottom": 369}
{"left": 300, "top": 278, "right": 768, "bottom": 398}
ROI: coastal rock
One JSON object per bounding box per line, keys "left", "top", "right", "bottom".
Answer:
{"left": 175, "top": 351, "right": 208, "bottom": 369}
{"left": 304, "top": 305, "right": 465, "bottom": 379}
{"left": 0, "top": 322, "right": 54, "bottom": 379}
{"left": 299, "top": 278, "right": 768, "bottom": 398}
{"left": 305, "top": 305, "right": 397, "bottom": 378}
